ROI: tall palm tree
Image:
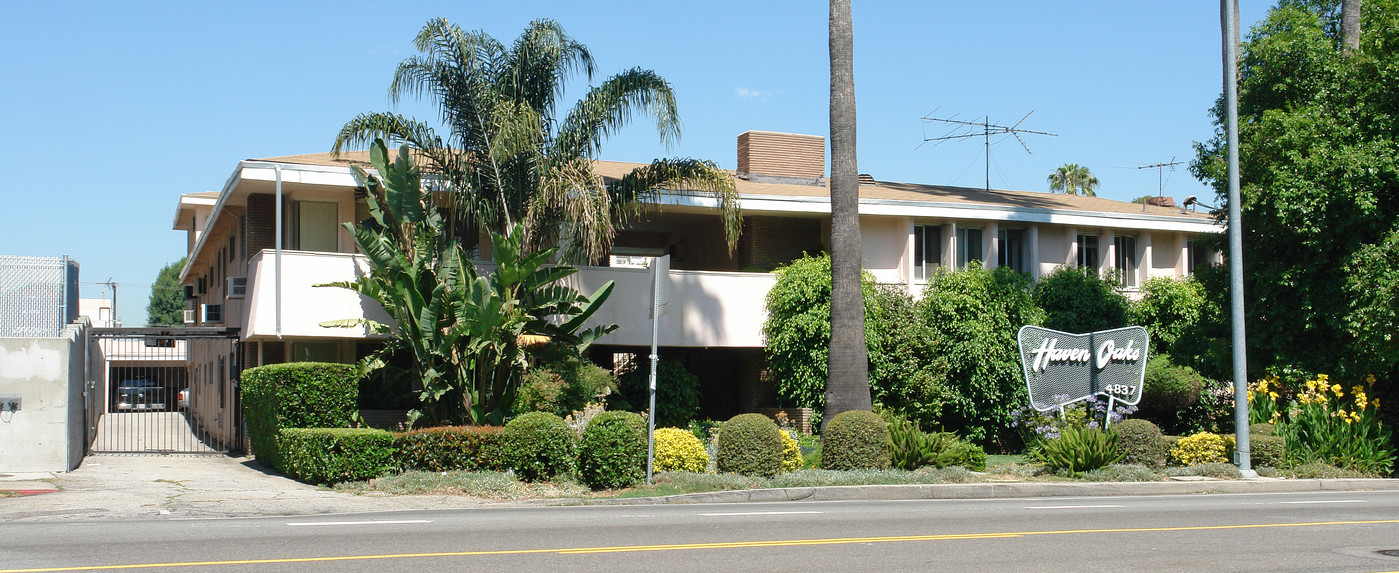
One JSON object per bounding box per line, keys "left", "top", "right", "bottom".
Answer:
{"left": 824, "top": 0, "right": 872, "bottom": 431}
{"left": 1046, "top": 163, "right": 1100, "bottom": 197}
{"left": 332, "top": 18, "right": 741, "bottom": 263}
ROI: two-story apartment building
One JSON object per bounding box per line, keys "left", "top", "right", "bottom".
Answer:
{"left": 174, "top": 130, "right": 1219, "bottom": 440}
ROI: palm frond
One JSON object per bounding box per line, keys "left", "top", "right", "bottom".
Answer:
{"left": 554, "top": 67, "right": 680, "bottom": 160}
{"left": 608, "top": 158, "right": 743, "bottom": 254}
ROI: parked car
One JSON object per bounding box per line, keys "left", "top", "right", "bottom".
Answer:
{"left": 116, "top": 379, "right": 167, "bottom": 411}
{"left": 177, "top": 388, "right": 189, "bottom": 410}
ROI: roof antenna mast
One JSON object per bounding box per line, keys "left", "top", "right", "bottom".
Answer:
{"left": 919, "top": 109, "right": 1057, "bottom": 191}
{"left": 1136, "top": 157, "right": 1183, "bottom": 197}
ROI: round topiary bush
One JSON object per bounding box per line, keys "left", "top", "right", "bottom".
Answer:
{"left": 654, "top": 427, "right": 709, "bottom": 472}
{"left": 1170, "top": 431, "right": 1235, "bottom": 466}
{"left": 577, "top": 411, "right": 647, "bottom": 489}
{"left": 1142, "top": 355, "right": 1206, "bottom": 412}
{"left": 1249, "top": 422, "right": 1276, "bottom": 437}
{"left": 1250, "top": 434, "right": 1288, "bottom": 469}
{"left": 716, "top": 413, "right": 783, "bottom": 477}
{"left": 821, "top": 410, "right": 892, "bottom": 470}
{"left": 1113, "top": 419, "right": 1169, "bottom": 469}
{"left": 502, "top": 411, "right": 577, "bottom": 482}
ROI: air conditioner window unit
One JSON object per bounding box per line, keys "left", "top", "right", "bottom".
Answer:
{"left": 201, "top": 304, "right": 223, "bottom": 324}
{"left": 226, "top": 277, "right": 247, "bottom": 299}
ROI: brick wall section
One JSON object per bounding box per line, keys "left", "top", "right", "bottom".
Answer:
{"left": 245, "top": 193, "right": 277, "bottom": 257}
{"left": 739, "top": 216, "right": 824, "bottom": 271}
{"left": 737, "top": 131, "right": 825, "bottom": 179}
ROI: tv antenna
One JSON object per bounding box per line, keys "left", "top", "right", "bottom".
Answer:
{"left": 1136, "top": 158, "right": 1183, "bottom": 197}
{"left": 920, "top": 109, "right": 1057, "bottom": 191}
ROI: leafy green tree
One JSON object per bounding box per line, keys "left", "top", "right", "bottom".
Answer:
{"left": 1046, "top": 163, "right": 1100, "bottom": 196}
{"left": 1129, "top": 276, "right": 1207, "bottom": 357}
{"left": 321, "top": 140, "right": 616, "bottom": 426}
{"left": 1032, "top": 266, "right": 1130, "bottom": 334}
{"left": 917, "top": 264, "right": 1044, "bottom": 447}
{"left": 332, "top": 18, "right": 740, "bottom": 263}
{"left": 145, "top": 257, "right": 186, "bottom": 326}
{"left": 1190, "top": 0, "right": 1399, "bottom": 381}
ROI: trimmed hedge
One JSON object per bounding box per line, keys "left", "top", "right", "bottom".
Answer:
{"left": 654, "top": 427, "right": 709, "bottom": 472}
{"left": 502, "top": 412, "right": 577, "bottom": 482}
{"left": 1114, "top": 419, "right": 1170, "bottom": 469}
{"left": 1251, "top": 434, "right": 1288, "bottom": 469}
{"left": 821, "top": 410, "right": 892, "bottom": 470}
{"left": 393, "top": 426, "right": 506, "bottom": 472}
{"left": 577, "top": 411, "right": 648, "bottom": 489}
{"left": 242, "top": 362, "right": 360, "bottom": 471}
{"left": 278, "top": 428, "right": 396, "bottom": 484}
{"left": 716, "top": 413, "right": 783, "bottom": 477}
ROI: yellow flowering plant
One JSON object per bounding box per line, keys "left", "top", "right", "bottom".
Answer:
{"left": 1278, "top": 373, "right": 1393, "bottom": 475}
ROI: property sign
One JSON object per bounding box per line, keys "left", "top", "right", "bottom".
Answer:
{"left": 1017, "top": 325, "right": 1149, "bottom": 412}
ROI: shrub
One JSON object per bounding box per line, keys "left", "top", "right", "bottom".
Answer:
{"left": 1033, "top": 265, "right": 1130, "bottom": 334}
{"left": 1142, "top": 355, "right": 1205, "bottom": 412}
{"left": 1113, "top": 419, "right": 1169, "bottom": 469}
{"left": 653, "top": 427, "right": 709, "bottom": 473}
{"left": 866, "top": 284, "right": 952, "bottom": 430}
{"left": 715, "top": 413, "right": 783, "bottom": 477}
{"left": 617, "top": 360, "right": 702, "bottom": 428}
{"left": 278, "top": 428, "right": 395, "bottom": 484}
{"left": 1138, "top": 355, "right": 1227, "bottom": 435}
{"left": 393, "top": 426, "right": 505, "bottom": 472}
{"left": 241, "top": 362, "right": 360, "bottom": 471}
{"left": 1278, "top": 374, "right": 1394, "bottom": 475}
{"left": 1040, "top": 426, "right": 1123, "bottom": 473}
{"left": 1165, "top": 463, "right": 1243, "bottom": 480}
{"left": 577, "top": 411, "right": 647, "bottom": 489}
{"left": 518, "top": 358, "right": 617, "bottom": 417}
{"left": 1170, "top": 432, "right": 1235, "bottom": 466}
{"left": 1249, "top": 422, "right": 1276, "bottom": 437}
{"left": 886, "top": 414, "right": 985, "bottom": 471}
{"left": 780, "top": 430, "right": 803, "bottom": 473}
{"left": 1129, "top": 276, "right": 1206, "bottom": 356}
{"left": 918, "top": 264, "right": 1045, "bottom": 447}
{"left": 1083, "top": 464, "right": 1162, "bottom": 482}
{"left": 821, "top": 410, "right": 892, "bottom": 471}
{"left": 1251, "top": 434, "right": 1288, "bottom": 469}
{"left": 502, "top": 412, "right": 577, "bottom": 482}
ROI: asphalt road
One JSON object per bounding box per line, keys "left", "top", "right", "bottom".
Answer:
{"left": 4, "top": 490, "right": 1399, "bottom": 572}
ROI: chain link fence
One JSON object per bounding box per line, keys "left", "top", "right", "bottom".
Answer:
{"left": 0, "top": 255, "right": 80, "bottom": 337}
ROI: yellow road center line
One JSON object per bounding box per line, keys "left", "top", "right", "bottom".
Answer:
{"left": 6, "top": 518, "right": 1398, "bottom": 572}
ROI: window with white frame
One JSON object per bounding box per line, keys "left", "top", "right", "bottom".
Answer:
{"left": 913, "top": 224, "right": 941, "bottom": 281}
{"left": 956, "top": 227, "right": 983, "bottom": 268}
{"left": 998, "top": 229, "right": 1026, "bottom": 274}
{"left": 1076, "top": 234, "right": 1100, "bottom": 270}
{"left": 292, "top": 200, "right": 339, "bottom": 252}
{"left": 1114, "top": 235, "right": 1138, "bottom": 288}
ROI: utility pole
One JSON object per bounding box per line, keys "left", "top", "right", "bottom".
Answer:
{"left": 1221, "top": 0, "right": 1253, "bottom": 477}
{"left": 920, "top": 110, "right": 1057, "bottom": 191}
{"left": 102, "top": 278, "right": 118, "bottom": 327}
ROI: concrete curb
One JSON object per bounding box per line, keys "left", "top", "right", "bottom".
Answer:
{"left": 582, "top": 478, "right": 1399, "bottom": 505}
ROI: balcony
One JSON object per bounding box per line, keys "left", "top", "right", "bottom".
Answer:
{"left": 243, "top": 250, "right": 774, "bottom": 347}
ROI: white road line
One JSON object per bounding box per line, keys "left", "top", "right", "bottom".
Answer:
{"left": 1279, "top": 499, "right": 1366, "bottom": 505}
{"left": 286, "top": 519, "right": 432, "bottom": 527}
{"left": 699, "top": 511, "right": 825, "bottom": 517}
{"left": 1024, "top": 505, "right": 1125, "bottom": 510}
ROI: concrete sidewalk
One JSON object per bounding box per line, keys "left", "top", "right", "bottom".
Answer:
{"left": 4, "top": 454, "right": 1398, "bottom": 521}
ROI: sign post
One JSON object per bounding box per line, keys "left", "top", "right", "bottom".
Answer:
{"left": 645, "top": 255, "right": 670, "bottom": 485}
{"left": 1017, "top": 325, "right": 1149, "bottom": 424}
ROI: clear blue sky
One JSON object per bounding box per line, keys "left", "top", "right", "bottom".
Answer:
{"left": 0, "top": 1, "right": 1267, "bottom": 326}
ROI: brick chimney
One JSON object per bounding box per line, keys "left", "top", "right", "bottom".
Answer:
{"left": 737, "top": 131, "right": 825, "bottom": 184}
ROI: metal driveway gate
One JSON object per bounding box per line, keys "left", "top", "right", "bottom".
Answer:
{"left": 88, "top": 327, "right": 241, "bottom": 454}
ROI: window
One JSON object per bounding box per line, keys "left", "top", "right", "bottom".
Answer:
{"left": 293, "top": 200, "right": 339, "bottom": 252}
{"left": 913, "top": 225, "right": 941, "bottom": 281}
{"left": 291, "top": 342, "right": 339, "bottom": 363}
{"left": 998, "top": 229, "right": 1026, "bottom": 274}
{"left": 608, "top": 247, "right": 664, "bottom": 269}
{"left": 956, "top": 227, "right": 983, "bottom": 268}
{"left": 1115, "top": 235, "right": 1138, "bottom": 288}
{"left": 1188, "top": 240, "right": 1211, "bottom": 274}
{"left": 1077, "top": 234, "right": 1100, "bottom": 269}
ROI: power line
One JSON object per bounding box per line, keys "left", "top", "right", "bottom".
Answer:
{"left": 920, "top": 109, "right": 1058, "bottom": 191}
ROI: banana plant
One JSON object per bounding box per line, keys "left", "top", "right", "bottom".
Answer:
{"left": 322, "top": 138, "right": 617, "bottom": 426}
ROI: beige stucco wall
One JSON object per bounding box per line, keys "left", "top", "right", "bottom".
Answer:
{"left": 0, "top": 323, "right": 87, "bottom": 472}
{"left": 243, "top": 250, "right": 393, "bottom": 340}
{"left": 859, "top": 215, "right": 908, "bottom": 284}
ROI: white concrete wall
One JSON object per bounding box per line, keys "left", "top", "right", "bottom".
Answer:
{"left": 561, "top": 266, "right": 775, "bottom": 348}
{"left": 859, "top": 215, "right": 908, "bottom": 284}
{"left": 0, "top": 323, "right": 87, "bottom": 472}
{"left": 243, "top": 250, "right": 393, "bottom": 340}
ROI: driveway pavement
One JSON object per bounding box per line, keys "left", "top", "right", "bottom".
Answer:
{"left": 0, "top": 454, "right": 491, "bottom": 522}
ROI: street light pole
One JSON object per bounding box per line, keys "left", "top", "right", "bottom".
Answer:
{"left": 1222, "top": 0, "right": 1253, "bottom": 476}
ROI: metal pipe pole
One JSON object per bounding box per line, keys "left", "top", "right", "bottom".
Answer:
{"left": 274, "top": 165, "right": 283, "bottom": 338}
{"left": 1222, "top": 0, "right": 1252, "bottom": 475}
{"left": 645, "top": 258, "right": 663, "bottom": 485}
